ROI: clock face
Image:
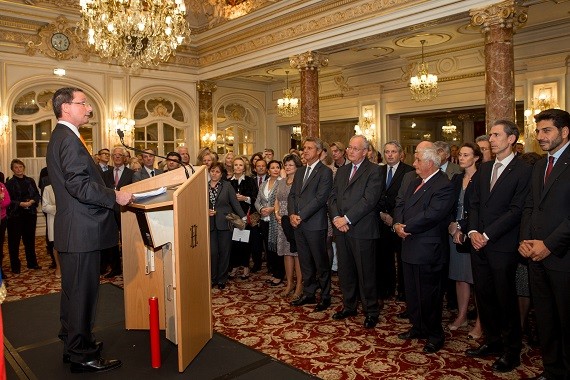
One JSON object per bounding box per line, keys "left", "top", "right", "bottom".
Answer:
{"left": 51, "top": 33, "right": 70, "bottom": 52}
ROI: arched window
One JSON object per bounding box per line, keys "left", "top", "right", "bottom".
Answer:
{"left": 11, "top": 88, "right": 96, "bottom": 178}
{"left": 215, "top": 102, "right": 257, "bottom": 156}
{"left": 133, "top": 97, "right": 186, "bottom": 155}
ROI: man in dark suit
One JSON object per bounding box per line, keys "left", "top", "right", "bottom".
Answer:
{"left": 434, "top": 141, "right": 462, "bottom": 179}
{"left": 288, "top": 137, "right": 333, "bottom": 311}
{"left": 393, "top": 141, "right": 454, "bottom": 353}
{"left": 377, "top": 140, "right": 414, "bottom": 302}
{"left": 329, "top": 135, "right": 383, "bottom": 328}
{"left": 251, "top": 159, "right": 268, "bottom": 272}
{"left": 101, "top": 146, "right": 134, "bottom": 277}
{"left": 132, "top": 148, "right": 163, "bottom": 182}
{"left": 47, "top": 87, "right": 132, "bottom": 373}
{"left": 466, "top": 119, "right": 531, "bottom": 373}
{"left": 519, "top": 109, "right": 570, "bottom": 380}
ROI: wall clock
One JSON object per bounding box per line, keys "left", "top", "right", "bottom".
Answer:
{"left": 51, "top": 32, "right": 70, "bottom": 52}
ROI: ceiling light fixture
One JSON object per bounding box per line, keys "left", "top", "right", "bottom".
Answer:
{"left": 277, "top": 71, "right": 299, "bottom": 118}
{"left": 409, "top": 40, "right": 438, "bottom": 102}
{"left": 79, "top": 0, "right": 190, "bottom": 71}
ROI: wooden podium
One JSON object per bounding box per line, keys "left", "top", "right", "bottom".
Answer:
{"left": 120, "top": 165, "right": 211, "bottom": 372}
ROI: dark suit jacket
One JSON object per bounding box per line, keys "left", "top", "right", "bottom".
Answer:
{"left": 450, "top": 171, "right": 479, "bottom": 230}
{"left": 469, "top": 157, "right": 531, "bottom": 252}
{"left": 230, "top": 176, "right": 257, "bottom": 215}
{"left": 394, "top": 170, "right": 454, "bottom": 265}
{"left": 210, "top": 181, "right": 245, "bottom": 231}
{"left": 132, "top": 167, "right": 164, "bottom": 182}
{"left": 521, "top": 145, "right": 570, "bottom": 271}
{"left": 443, "top": 161, "right": 462, "bottom": 179}
{"left": 103, "top": 166, "right": 134, "bottom": 190}
{"left": 379, "top": 162, "right": 414, "bottom": 214}
{"left": 252, "top": 173, "right": 268, "bottom": 192}
{"left": 288, "top": 161, "right": 333, "bottom": 231}
{"left": 46, "top": 123, "right": 117, "bottom": 253}
{"left": 328, "top": 160, "right": 383, "bottom": 239}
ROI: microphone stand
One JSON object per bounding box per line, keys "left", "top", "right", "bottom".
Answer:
{"left": 116, "top": 129, "right": 194, "bottom": 180}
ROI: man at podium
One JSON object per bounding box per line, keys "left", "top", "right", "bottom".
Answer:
{"left": 47, "top": 87, "right": 133, "bottom": 373}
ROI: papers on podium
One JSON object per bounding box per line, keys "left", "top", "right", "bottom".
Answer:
{"left": 133, "top": 186, "right": 167, "bottom": 201}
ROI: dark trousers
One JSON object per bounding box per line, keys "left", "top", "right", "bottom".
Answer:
{"left": 59, "top": 250, "right": 101, "bottom": 363}
{"left": 336, "top": 234, "right": 379, "bottom": 317}
{"left": 7, "top": 213, "right": 38, "bottom": 271}
{"left": 210, "top": 228, "right": 232, "bottom": 285}
{"left": 294, "top": 227, "right": 331, "bottom": 300}
{"left": 471, "top": 249, "right": 522, "bottom": 356}
{"left": 376, "top": 225, "right": 402, "bottom": 299}
{"left": 0, "top": 217, "right": 6, "bottom": 270}
{"left": 529, "top": 262, "right": 570, "bottom": 379}
{"left": 230, "top": 228, "right": 251, "bottom": 268}
{"left": 260, "top": 220, "right": 284, "bottom": 279}
{"left": 250, "top": 225, "right": 263, "bottom": 271}
{"left": 403, "top": 262, "right": 445, "bottom": 345}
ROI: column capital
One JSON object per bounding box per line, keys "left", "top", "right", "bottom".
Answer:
{"left": 290, "top": 51, "right": 329, "bottom": 71}
{"left": 470, "top": 0, "right": 528, "bottom": 33}
{"left": 196, "top": 81, "right": 217, "bottom": 94}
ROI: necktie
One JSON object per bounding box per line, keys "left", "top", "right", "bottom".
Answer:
{"left": 490, "top": 162, "right": 502, "bottom": 190}
{"left": 386, "top": 166, "right": 393, "bottom": 187}
{"left": 302, "top": 166, "right": 311, "bottom": 185}
{"left": 258, "top": 176, "right": 262, "bottom": 187}
{"left": 413, "top": 180, "right": 424, "bottom": 194}
{"left": 114, "top": 167, "right": 120, "bottom": 187}
{"left": 150, "top": 170, "right": 155, "bottom": 177}
{"left": 544, "top": 156, "right": 555, "bottom": 184}
{"left": 349, "top": 165, "right": 358, "bottom": 181}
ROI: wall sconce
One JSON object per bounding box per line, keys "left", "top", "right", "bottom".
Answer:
{"left": 107, "top": 107, "right": 135, "bottom": 137}
{"left": 0, "top": 114, "right": 10, "bottom": 137}
{"left": 201, "top": 132, "right": 216, "bottom": 147}
{"left": 354, "top": 106, "right": 376, "bottom": 142}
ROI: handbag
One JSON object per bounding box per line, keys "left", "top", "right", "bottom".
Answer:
{"left": 247, "top": 209, "right": 261, "bottom": 227}
{"left": 225, "top": 213, "right": 246, "bottom": 230}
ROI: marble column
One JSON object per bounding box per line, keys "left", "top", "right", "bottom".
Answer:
{"left": 197, "top": 81, "right": 217, "bottom": 149}
{"left": 470, "top": 0, "right": 527, "bottom": 131}
{"left": 290, "top": 52, "right": 328, "bottom": 139}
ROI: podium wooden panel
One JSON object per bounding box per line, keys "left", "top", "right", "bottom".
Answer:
{"left": 120, "top": 165, "right": 212, "bottom": 372}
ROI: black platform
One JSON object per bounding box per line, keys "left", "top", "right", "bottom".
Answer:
{"left": 3, "top": 284, "right": 316, "bottom": 379}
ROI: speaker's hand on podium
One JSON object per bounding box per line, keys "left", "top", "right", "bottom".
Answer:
{"left": 115, "top": 190, "right": 134, "bottom": 206}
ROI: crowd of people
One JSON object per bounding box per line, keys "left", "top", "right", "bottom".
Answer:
{"left": 203, "top": 109, "right": 569, "bottom": 379}
{"left": 0, "top": 92, "right": 568, "bottom": 378}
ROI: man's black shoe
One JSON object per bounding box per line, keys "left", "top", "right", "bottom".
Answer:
{"left": 423, "top": 341, "right": 444, "bottom": 353}
{"left": 314, "top": 298, "right": 331, "bottom": 312}
{"left": 332, "top": 309, "right": 358, "bottom": 320}
{"left": 492, "top": 353, "right": 520, "bottom": 373}
{"left": 70, "top": 357, "right": 121, "bottom": 373}
{"left": 63, "top": 342, "right": 103, "bottom": 363}
{"left": 398, "top": 330, "right": 426, "bottom": 340}
{"left": 465, "top": 343, "right": 503, "bottom": 358}
{"left": 364, "top": 316, "right": 379, "bottom": 329}
{"left": 290, "top": 295, "right": 316, "bottom": 306}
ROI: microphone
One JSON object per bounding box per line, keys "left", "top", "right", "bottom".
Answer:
{"left": 116, "top": 129, "right": 195, "bottom": 179}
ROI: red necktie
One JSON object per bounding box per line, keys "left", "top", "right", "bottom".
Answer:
{"left": 413, "top": 181, "right": 424, "bottom": 194}
{"left": 258, "top": 176, "right": 262, "bottom": 187}
{"left": 544, "top": 156, "right": 555, "bottom": 184}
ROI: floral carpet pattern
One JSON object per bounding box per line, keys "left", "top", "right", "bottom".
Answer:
{"left": 4, "top": 238, "right": 543, "bottom": 379}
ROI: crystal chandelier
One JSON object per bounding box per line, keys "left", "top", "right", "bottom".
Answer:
{"left": 79, "top": 0, "right": 190, "bottom": 71}
{"left": 277, "top": 71, "right": 299, "bottom": 118}
{"left": 409, "top": 40, "right": 438, "bottom": 102}
{"left": 441, "top": 119, "right": 457, "bottom": 134}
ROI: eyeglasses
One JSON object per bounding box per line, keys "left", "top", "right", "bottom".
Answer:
{"left": 67, "top": 101, "right": 91, "bottom": 107}
{"left": 346, "top": 146, "right": 366, "bottom": 151}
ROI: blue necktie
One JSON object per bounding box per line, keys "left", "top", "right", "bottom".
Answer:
{"left": 386, "top": 166, "right": 393, "bottom": 187}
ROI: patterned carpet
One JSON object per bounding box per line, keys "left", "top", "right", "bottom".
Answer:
{"left": 3, "top": 238, "right": 542, "bottom": 379}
